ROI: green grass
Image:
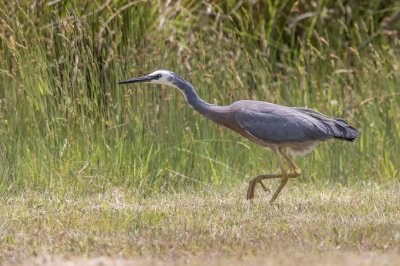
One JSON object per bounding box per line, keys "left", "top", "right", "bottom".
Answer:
{"left": 0, "top": 0, "right": 399, "bottom": 193}
{"left": 0, "top": 0, "right": 399, "bottom": 264}
{"left": 1, "top": 185, "right": 399, "bottom": 264}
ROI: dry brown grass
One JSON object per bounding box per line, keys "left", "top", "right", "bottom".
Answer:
{"left": 9, "top": 250, "right": 400, "bottom": 266}
{"left": 1, "top": 184, "right": 400, "bottom": 265}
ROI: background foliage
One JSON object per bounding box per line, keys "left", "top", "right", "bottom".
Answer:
{"left": 0, "top": 0, "right": 399, "bottom": 195}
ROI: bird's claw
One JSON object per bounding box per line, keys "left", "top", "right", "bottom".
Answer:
{"left": 246, "top": 178, "right": 271, "bottom": 200}
{"left": 258, "top": 180, "right": 270, "bottom": 194}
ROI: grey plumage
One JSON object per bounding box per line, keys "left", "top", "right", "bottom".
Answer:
{"left": 118, "top": 70, "right": 359, "bottom": 202}
{"left": 231, "top": 101, "right": 358, "bottom": 143}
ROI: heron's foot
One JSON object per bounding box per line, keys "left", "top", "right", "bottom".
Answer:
{"left": 247, "top": 149, "right": 302, "bottom": 203}
{"left": 269, "top": 177, "right": 289, "bottom": 203}
{"left": 246, "top": 176, "right": 275, "bottom": 200}
{"left": 258, "top": 180, "right": 271, "bottom": 194}
{"left": 246, "top": 179, "right": 256, "bottom": 200}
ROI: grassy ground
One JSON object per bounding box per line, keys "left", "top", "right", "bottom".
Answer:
{"left": 9, "top": 250, "right": 400, "bottom": 266}
{"left": 1, "top": 184, "right": 400, "bottom": 265}
{"left": 1, "top": 1, "right": 400, "bottom": 265}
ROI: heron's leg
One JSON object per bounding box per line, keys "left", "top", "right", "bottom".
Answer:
{"left": 246, "top": 148, "right": 302, "bottom": 201}
{"left": 269, "top": 153, "right": 289, "bottom": 203}
{"left": 269, "top": 148, "right": 302, "bottom": 203}
{"left": 246, "top": 173, "right": 281, "bottom": 200}
{"left": 247, "top": 172, "right": 301, "bottom": 200}
{"left": 280, "top": 149, "right": 302, "bottom": 176}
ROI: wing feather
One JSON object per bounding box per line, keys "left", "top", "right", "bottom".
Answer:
{"left": 231, "top": 101, "right": 334, "bottom": 143}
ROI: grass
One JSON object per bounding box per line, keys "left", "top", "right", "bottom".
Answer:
{"left": 0, "top": 0, "right": 400, "bottom": 264}
{"left": 0, "top": 1, "right": 399, "bottom": 193}
{"left": 9, "top": 252, "right": 400, "bottom": 266}
{"left": 1, "top": 184, "right": 400, "bottom": 265}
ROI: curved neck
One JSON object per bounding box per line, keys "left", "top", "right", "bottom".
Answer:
{"left": 171, "top": 77, "right": 216, "bottom": 116}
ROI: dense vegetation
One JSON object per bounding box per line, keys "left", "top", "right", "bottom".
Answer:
{"left": 1, "top": 0, "right": 399, "bottom": 195}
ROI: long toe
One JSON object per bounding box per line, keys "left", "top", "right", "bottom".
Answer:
{"left": 246, "top": 181, "right": 255, "bottom": 200}
{"left": 258, "top": 180, "right": 270, "bottom": 194}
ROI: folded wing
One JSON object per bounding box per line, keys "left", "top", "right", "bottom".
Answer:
{"left": 231, "top": 101, "right": 358, "bottom": 143}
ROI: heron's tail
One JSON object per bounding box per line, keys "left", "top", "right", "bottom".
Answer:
{"left": 294, "top": 108, "right": 360, "bottom": 141}
{"left": 330, "top": 118, "right": 360, "bottom": 141}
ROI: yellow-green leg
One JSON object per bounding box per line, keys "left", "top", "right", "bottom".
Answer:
{"left": 246, "top": 173, "right": 282, "bottom": 200}
{"left": 246, "top": 147, "right": 302, "bottom": 202}
{"left": 269, "top": 147, "right": 302, "bottom": 202}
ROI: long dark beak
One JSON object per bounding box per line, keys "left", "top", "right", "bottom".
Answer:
{"left": 118, "top": 75, "right": 154, "bottom": 85}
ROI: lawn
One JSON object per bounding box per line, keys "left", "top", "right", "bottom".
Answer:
{"left": 1, "top": 184, "right": 399, "bottom": 265}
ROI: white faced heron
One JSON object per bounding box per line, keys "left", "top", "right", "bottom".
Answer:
{"left": 119, "top": 70, "right": 359, "bottom": 202}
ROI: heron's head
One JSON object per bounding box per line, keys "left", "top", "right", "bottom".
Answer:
{"left": 118, "top": 70, "right": 177, "bottom": 87}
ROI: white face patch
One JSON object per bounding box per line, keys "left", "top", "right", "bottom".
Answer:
{"left": 148, "top": 70, "right": 176, "bottom": 87}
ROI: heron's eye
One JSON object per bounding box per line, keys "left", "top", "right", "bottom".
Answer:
{"left": 155, "top": 74, "right": 162, "bottom": 79}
